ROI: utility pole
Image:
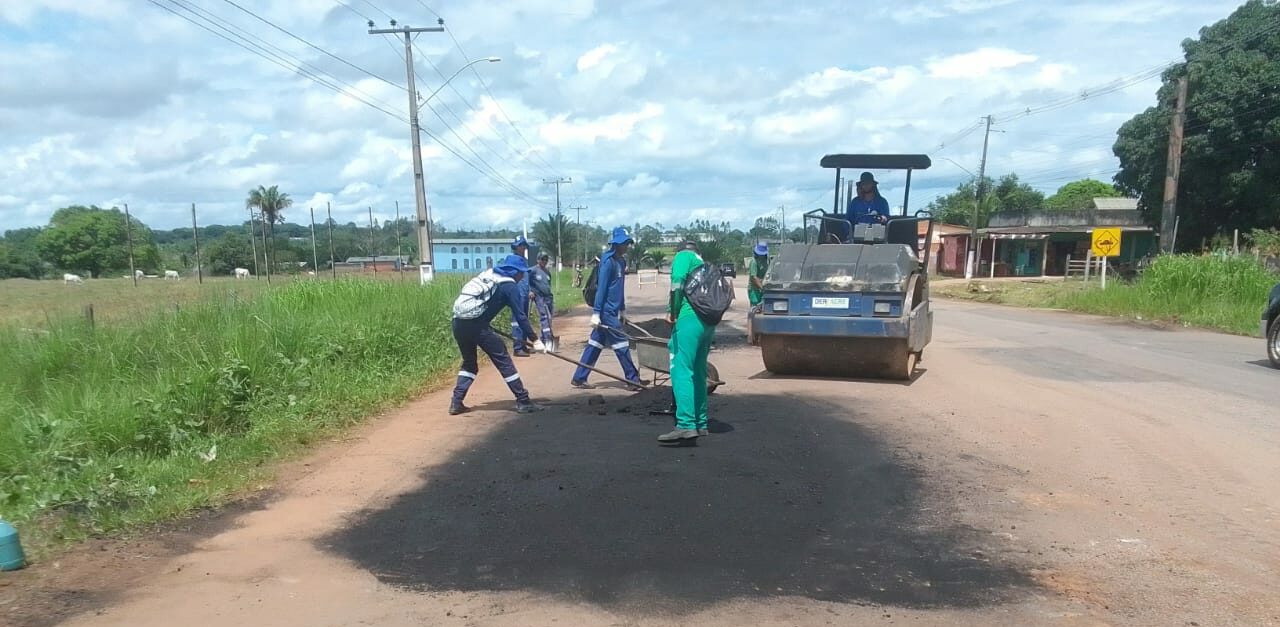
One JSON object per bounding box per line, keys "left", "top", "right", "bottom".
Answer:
{"left": 368, "top": 206, "right": 378, "bottom": 275}
{"left": 326, "top": 202, "right": 337, "bottom": 280}
{"left": 569, "top": 204, "right": 587, "bottom": 265}
{"left": 1161, "top": 76, "right": 1188, "bottom": 254}
{"left": 246, "top": 207, "right": 260, "bottom": 280}
{"left": 124, "top": 203, "right": 137, "bottom": 287}
{"left": 966, "top": 114, "right": 994, "bottom": 280}
{"left": 395, "top": 201, "right": 404, "bottom": 281}
{"left": 309, "top": 206, "right": 319, "bottom": 279}
{"left": 544, "top": 176, "right": 571, "bottom": 284}
{"left": 369, "top": 19, "right": 445, "bottom": 285}
{"left": 191, "top": 203, "right": 203, "bottom": 284}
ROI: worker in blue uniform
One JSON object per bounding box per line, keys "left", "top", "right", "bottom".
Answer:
{"left": 571, "top": 227, "right": 643, "bottom": 390}
{"left": 449, "top": 254, "right": 543, "bottom": 415}
{"left": 509, "top": 235, "right": 533, "bottom": 357}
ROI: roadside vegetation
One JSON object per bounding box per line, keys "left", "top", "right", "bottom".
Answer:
{"left": 0, "top": 272, "right": 579, "bottom": 553}
{"left": 936, "top": 254, "right": 1276, "bottom": 336}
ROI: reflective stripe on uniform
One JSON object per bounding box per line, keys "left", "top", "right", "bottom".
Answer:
{"left": 587, "top": 339, "right": 604, "bottom": 349}
{"left": 611, "top": 341, "right": 630, "bottom": 350}
{"left": 504, "top": 373, "right": 521, "bottom": 383}
{"left": 458, "top": 371, "right": 477, "bottom": 379}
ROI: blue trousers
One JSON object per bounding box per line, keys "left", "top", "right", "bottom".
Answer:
{"left": 451, "top": 318, "right": 530, "bottom": 404}
{"left": 533, "top": 294, "right": 554, "bottom": 342}
{"left": 511, "top": 283, "right": 531, "bottom": 350}
{"left": 572, "top": 325, "right": 640, "bottom": 384}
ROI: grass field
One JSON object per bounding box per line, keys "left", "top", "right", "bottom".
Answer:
{"left": 0, "top": 270, "right": 580, "bottom": 554}
{"left": 935, "top": 254, "right": 1276, "bottom": 336}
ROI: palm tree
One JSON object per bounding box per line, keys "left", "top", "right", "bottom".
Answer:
{"left": 531, "top": 213, "right": 576, "bottom": 263}
{"left": 245, "top": 185, "right": 292, "bottom": 273}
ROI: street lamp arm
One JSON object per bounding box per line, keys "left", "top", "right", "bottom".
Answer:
{"left": 939, "top": 156, "right": 976, "bottom": 179}
{"left": 419, "top": 57, "right": 501, "bottom": 110}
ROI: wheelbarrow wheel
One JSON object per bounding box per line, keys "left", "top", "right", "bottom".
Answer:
{"left": 706, "top": 362, "right": 721, "bottom": 395}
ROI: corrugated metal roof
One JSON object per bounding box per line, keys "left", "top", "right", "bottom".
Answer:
{"left": 1093, "top": 197, "right": 1139, "bottom": 210}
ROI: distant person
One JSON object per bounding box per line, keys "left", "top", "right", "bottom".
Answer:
{"left": 571, "top": 227, "right": 643, "bottom": 390}
{"left": 530, "top": 253, "right": 556, "bottom": 350}
{"left": 509, "top": 235, "right": 533, "bottom": 357}
{"left": 658, "top": 240, "right": 716, "bottom": 444}
{"left": 448, "top": 254, "right": 544, "bottom": 415}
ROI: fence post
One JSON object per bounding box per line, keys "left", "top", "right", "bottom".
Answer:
{"left": 83, "top": 304, "right": 94, "bottom": 328}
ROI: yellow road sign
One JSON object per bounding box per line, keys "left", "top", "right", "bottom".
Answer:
{"left": 1091, "top": 228, "right": 1122, "bottom": 258}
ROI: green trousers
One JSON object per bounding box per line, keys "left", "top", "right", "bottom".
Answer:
{"left": 668, "top": 313, "right": 715, "bottom": 430}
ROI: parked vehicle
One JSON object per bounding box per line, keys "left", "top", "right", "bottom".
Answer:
{"left": 1263, "top": 283, "right": 1280, "bottom": 368}
{"left": 719, "top": 262, "right": 737, "bottom": 278}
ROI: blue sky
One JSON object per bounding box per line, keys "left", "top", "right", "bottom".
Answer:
{"left": 0, "top": 0, "right": 1247, "bottom": 233}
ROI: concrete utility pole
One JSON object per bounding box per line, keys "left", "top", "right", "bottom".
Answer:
{"left": 569, "top": 204, "right": 587, "bottom": 264}
{"left": 966, "top": 114, "right": 994, "bottom": 280}
{"left": 544, "top": 177, "right": 571, "bottom": 283}
{"left": 326, "top": 202, "right": 337, "bottom": 280}
{"left": 1161, "top": 76, "right": 1189, "bottom": 254}
{"left": 368, "top": 206, "right": 378, "bottom": 275}
{"left": 309, "top": 206, "right": 319, "bottom": 279}
{"left": 246, "top": 206, "right": 260, "bottom": 280}
{"left": 124, "top": 203, "right": 137, "bottom": 287}
{"left": 369, "top": 20, "right": 444, "bottom": 285}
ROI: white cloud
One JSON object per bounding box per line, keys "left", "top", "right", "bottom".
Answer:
{"left": 576, "top": 44, "right": 618, "bottom": 72}
{"left": 927, "top": 48, "right": 1038, "bottom": 78}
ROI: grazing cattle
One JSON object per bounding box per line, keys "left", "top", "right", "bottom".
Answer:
{"left": 234, "top": 267, "right": 251, "bottom": 279}
{"left": 164, "top": 270, "right": 180, "bottom": 280}
{"left": 135, "top": 269, "right": 144, "bottom": 279}
{"left": 307, "top": 271, "right": 316, "bottom": 276}
{"left": 63, "top": 273, "right": 84, "bottom": 284}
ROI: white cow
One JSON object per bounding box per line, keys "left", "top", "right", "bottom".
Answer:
{"left": 234, "top": 267, "right": 251, "bottom": 279}
{"left": 63, "top": 273, "right": 84, "bottom": 284}
{"left": 135, "top": 269, "right": 144, "bottom": 279}
{"left": 164, "top": 270, "right": 180, "bottom": 280}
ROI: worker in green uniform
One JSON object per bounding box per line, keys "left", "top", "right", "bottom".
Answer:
{"left": 658, "top": 241, "right": 716, "bottom": 444}
{"left": 747, "top": 242, "right": 769, "bottom": 345}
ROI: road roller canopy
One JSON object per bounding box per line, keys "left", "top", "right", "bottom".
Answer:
{"left": 819, "top": 154, "right": 932, "bottom": 170}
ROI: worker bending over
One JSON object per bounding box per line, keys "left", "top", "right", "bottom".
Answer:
{"left": 449, "top": 254, "right": 543, "bottom": 416}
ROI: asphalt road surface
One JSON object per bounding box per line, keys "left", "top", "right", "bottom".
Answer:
{"left": 6, "top": 276, "right": 1278, "bottom": 627}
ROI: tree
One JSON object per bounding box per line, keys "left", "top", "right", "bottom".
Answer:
{"left": 245, "top": 185, "right": 292, "bottom": 270}
{"left": 648, "top": 250, "right": 667, "bottom": 271}
{"left": 750, "top": 216, "right": 782, "bottom": 240}
{"left": 1045, "top": 179, "right": 1122, "bottom": 211}
{"left": 205, "top": 232, "right": 255, "bottom": 275}
{"left": 926, "top": 173, "right": 1044, "bottom": 226}
{"left": 35, "top": 206, "right": 160, "bottom": 277}
{"left": 531, "top": 213, "right": 577, "bottom": 263}
{"left": 0, "top": 227, "right": 45, "bottom": 279}
{"left": 1114, "top": 0, "right": 1280, "bottom": 250}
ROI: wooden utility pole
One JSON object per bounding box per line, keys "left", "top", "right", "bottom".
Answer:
{"left": 246, "top": 207, "right": 260, "bottom": 280}
{"left": 309, "top": 206, "right": 319, "bottom": 278}
{"left": 191, "top": 203, "right": 203, "bottom": 283}
{"left": 968, "top": 115, "right": 993, "bottom": 279}
{"left": 368, "top": 206, "right": 378, "bottom": 275}
{"left": 124, "top": 203, "right": 137, "bottom": 287}
{"left": 1161, "top": 76, "right": 1189, "bottom": 254}
{"left": 394, "top": 201, "right": 404, "bottom": 281}
{"left": 327, "top": 202, "right": 337, "bottom": 280}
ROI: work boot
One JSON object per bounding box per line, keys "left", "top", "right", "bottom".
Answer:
{"left": 516, "top": 401, "right": 544, "bottom": 413}
{"left": 513, "top": 350, "right": 531, "bottom": 358}
{"left": 697, "top": 428, "right": 709, "bottom": 436}
{"left": 657, "top": 428, "right": 698, "bottom": 443}
{"left": 448, "top": 402, "right": 470, "bottom": 416}
{"left": 625, "top": 379, "right": 645, "bottom": 392}
{"left": 571, "top": 379, "right": 595, "bottom": 390}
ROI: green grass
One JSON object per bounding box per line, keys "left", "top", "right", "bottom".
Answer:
{"left": 935, "top": 255, "right": 1276, "bottom": 336}
{"left": 0, "top": 271, "right": 580, "bottom": 553}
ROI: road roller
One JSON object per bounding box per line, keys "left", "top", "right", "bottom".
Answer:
{"left": 753, "top": 154, "right": 935, "bottom": 380}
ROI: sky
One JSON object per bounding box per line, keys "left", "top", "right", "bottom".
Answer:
{"left": 0, "top": 0, "right": 1249, "bottom": 234}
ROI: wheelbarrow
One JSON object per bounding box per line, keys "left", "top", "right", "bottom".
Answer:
{"left": 624, "top": 323, "right": 724, "bottom": 395}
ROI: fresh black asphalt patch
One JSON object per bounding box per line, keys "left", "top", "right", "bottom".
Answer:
{"left": 321, "top": 388, "right": 1034, "bottom": 612}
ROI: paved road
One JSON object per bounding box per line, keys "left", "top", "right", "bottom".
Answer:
{"left": 9, "top": 278, "right": 1279, "bottom": 626}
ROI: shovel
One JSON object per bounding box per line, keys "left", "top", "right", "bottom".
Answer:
{"left": 489, "top": 326, "right": 648, "bottom": 390}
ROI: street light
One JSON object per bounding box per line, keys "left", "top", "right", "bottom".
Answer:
{"left": 409, "top": 56, "right": 500, "bottom": 284}
{"left": 420, "top": 57, "right": 501, "bottom": 109}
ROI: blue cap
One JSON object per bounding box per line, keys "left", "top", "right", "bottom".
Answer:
{"left": 511, "top": 235, "right": 529, "bottom": 250}
{"left": 608, "top": 227, "right": 634, "bottom": 246}
{"left": 754, "top": 242, "right": 769, "bottom": 256}
{"left": 495, "top": 254, "right": 529, "bottom": 276}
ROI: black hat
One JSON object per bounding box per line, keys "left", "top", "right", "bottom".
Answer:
{"left": 858, "top": 171, "right": 878, "bottom": 185}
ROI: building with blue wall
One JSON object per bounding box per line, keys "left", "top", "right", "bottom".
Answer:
{"left": 431, "top": 238, "right": 541, "bottom": 273}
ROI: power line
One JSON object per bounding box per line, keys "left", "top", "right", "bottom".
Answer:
{"left": 220, "top": 0, "right": 404, "bottom": 91}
